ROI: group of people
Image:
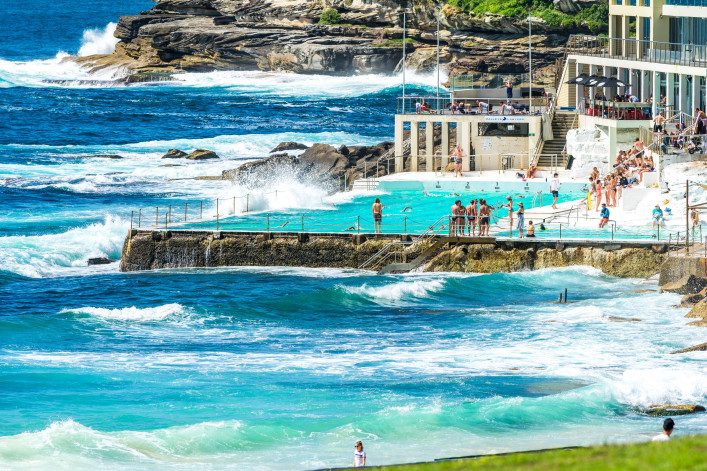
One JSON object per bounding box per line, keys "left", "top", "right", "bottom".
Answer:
{"left": 450, "top": 199, "right": 492, "bottom": 237}
{"left": 653, "top": 108, "right": 707, "bottom": 154}
{"left": 613, "top": 137, "right": 654, "bottom": 184}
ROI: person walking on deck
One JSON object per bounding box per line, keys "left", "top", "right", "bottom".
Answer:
{"left": 372, "top": 198, "right": 383, "bottom": 234}
{"left": 549, "top": 173, "right": 560, "bottom": 210}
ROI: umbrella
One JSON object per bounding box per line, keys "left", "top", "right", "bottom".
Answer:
{"left": 585, "top": 75, "right": 606, "bottom": 87}
{"left": 597, "top": 76, "right": 628, "bottom": 88}
{"left": 566, "top": 73, "right": 591, "bottom": 85}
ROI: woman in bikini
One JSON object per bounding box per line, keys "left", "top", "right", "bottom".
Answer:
{"left": 594, "top": 177, "right": 603, "bottom": 211}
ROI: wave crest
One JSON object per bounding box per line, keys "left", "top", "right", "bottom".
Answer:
{"left": 60, "top": 303, "right": 186, "bottom": 322}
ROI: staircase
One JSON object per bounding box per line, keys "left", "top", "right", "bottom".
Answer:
{"left": 537, "top": 113, "right": 577, "bottom": 169}
{"left": 378, "top": 239, "right": 447, "bottom": 275}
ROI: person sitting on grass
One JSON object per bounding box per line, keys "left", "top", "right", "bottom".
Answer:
{"left": 599, "top": 203, "right": 610, "bottom": 228}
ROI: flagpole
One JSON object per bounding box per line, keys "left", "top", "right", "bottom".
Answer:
{"left": 402, "top": 11, "right": 406, "bottom": 106}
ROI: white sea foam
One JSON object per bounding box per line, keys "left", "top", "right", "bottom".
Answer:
{"left": 61, "top": 303, "right": 186, "bottom": 322}
{"left": 340, "top": 279, "right": 446, "bottom": 303}
{"left": 0, "top": 215, "right": 126, "bottom": 278}
{"left": 77, "top": 23, "right": 120, "bottom": 57}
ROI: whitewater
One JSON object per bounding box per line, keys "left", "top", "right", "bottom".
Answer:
{"left": 1, "top": 1, "right": 707, "bottom": 470}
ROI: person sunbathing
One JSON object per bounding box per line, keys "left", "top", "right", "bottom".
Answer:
{"left": 526, "top": 164, "right": 537, "bottom": 179}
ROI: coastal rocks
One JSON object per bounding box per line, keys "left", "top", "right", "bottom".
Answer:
{"left": 87, "top": 257, "right": 113, "bottom": 265}
{"left": 270, "top": 142, "right": 308, "bottom": 153}
{"left": 222, "top": 141, "right": 394, "bottom": 190}
{"left": 660, "top": 274, "right": 707, "bottom": 295}
{"left": 94, "top": 154, "right": 124, "bottom": 159}
{"left": 643, "top": 404, "right": 706, "bottom": 416}
{"left": 424, "top": 245, "right": 664, "bottom": 278}
{"left": 670, "top": 342, "right": 707, "bottom": 354}
{"left": 186, "top": 149, "right": 219, "bottom": 160}
{"left": 685, "top": 299, "right": 707, "bottom": 318}
{"left": 687, "top": 319, "right": 707, "bottom": 327}
{"left": 162, "top": 148, "right": 220, "bottom": 160}
{"left": 553, "top": 0, "right": 600, "bottom": 14}
{"left": 608, "top": 316, "right": 642, "bottom": 322}
{"left": 162, "top": 149, "right": 188, "bottom": 159}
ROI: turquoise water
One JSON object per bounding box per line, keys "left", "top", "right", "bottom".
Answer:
{"left": 1, "top": 1, "right": 707, "bottom": 470}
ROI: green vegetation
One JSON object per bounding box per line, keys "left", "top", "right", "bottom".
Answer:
{"left": 365, "top": 435, "right": 707, "bottom": 471}
{"left": 373, "top": 38, "right": 419, "bottom": 47}
{"left": 445, "top": 0, "right": 609, "bottom": 34}
{"left": 318, "top": 8, "right": 341, "bottom": 25}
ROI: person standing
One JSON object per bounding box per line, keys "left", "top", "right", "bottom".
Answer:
{"left": 594, "top": 177, "right": 603, "bottom": 212}
{"left": 466, "top": 199, "right": 478, "bottom": 236}
{"left": 353, "top": 441, "right": 366, "bottom": 467}
{"left": 505, "top": 78, "right": 513, "bottom": 100}
{"left": 652, "top": 418, "right": 674, "bottom": 442}
{"left": 452, "top": 145, "right": 463, "bottom": 178}
{"left": 372, "top": 198, "right": 383, "bottom": 234}
{"left": 692, "top": 208, "right": 701, "bottom": 231}
{"left": 549, "top": 173, "right": 560, "bottom": 209}
{"left": 479, "top": 199, "right": 490, "bottom": 236}
{"left": 505, "top": 196, "right": 514, "bottom": 230}
{"left": 516, "top": 202, "right": 525, "bottom": 238}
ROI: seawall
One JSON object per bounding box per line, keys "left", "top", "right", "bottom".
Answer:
{"left": 120, "top": 230, "right": 669, "bottom": 278}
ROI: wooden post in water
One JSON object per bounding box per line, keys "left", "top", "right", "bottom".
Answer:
{"left": 564, "top": 288, "right": 568, "bottom": 303}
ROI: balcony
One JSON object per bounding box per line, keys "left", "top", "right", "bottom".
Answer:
{"left": 567, "top": 35, "right": 707, "bottom": 68}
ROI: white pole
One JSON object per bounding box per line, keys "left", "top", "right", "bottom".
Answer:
{"left": 403, "top": 11, "right": 406, "bottom": 103}
{"left": 436, "top": 10, "right": 440, "bottom": 101}
{"left": 529, "top": 15, "right": 533, "bottom": 114}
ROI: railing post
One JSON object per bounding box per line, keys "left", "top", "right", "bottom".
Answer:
{"left": 302, "top": 214, "right": 304, "bottom": 232}
{"left": 168, "top": 204, "right": 171, "bottom": 225}
{"left": 216, "top": 199, "right": 219, "bottom": 231}
{"left": 165, "top": 212, "right": 167, "bottom": 229}
{"left": 267, "top": 214, "right": 270, "bottom": 232}
{"left": 200, "top": 201, "right": 203, "bottom": 221}
{"left": 233, "top": 196, "right": 236, "bottom": 214}
{"left": 156, "top": 207, "right": 159, "bottom": 228}
{"left": 131, "top": 211, "right": 133, "bottom": 232}
{"left": 611, "top": 224, "right": 614, "bottom": 240}
{"left": 246, "top": 194, "right": 249, "bottom": 213}
{"left": 404, "top": 216, "right": 407, "bottom": 234}
{"left": 658, "top": 224, "right": 660, "bottom": 240}
{"left": 138, "top": 208, "right": 141, "bottom": 228}
{"left": 185, "top": 202, "right": 188, "bottom": 222}
{"left": 357, "top": 215, "right": 360, "bottom": 234}
{"left": 559, "top": 223, "right": 562, "bottom": 239}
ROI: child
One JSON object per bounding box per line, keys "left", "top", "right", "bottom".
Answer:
{"left": 353, "top": 441, "right": 366, "bottom": 467}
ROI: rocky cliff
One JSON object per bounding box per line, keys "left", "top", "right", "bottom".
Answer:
{"left": 72, "top": 0, "right": 602, "bottom": 78}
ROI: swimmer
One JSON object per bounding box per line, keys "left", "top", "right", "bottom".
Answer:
{"left": 401, "top": 207, "right": 412, "bottom": 212}
{"left": 274, "top": 221, "right": 289, "bottom": 229}
{"left": 345, "top": 226, "right": 356, "bottom": 231}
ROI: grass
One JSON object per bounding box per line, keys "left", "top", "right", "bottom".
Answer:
{"left": 363, "top": 435, "right": 707, "bottom": 471}
{"left": 444, "top": 0, "right": 608, "bottom": 34}
{"left": 373, "top": 38, "right": 419, "bottom": 48}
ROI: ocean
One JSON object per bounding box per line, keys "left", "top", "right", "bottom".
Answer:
{"left": 1, "top": 1, "right": 707, "bottom": 469}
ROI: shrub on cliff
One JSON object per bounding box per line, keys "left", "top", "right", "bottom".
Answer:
{"left": 318, "top": 8, "right": 341, "bottom": 25}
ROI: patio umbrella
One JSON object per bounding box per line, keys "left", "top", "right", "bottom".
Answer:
{"left": 597, "top": 76, "right": 628, "bottom": 88}
{"left": 585, "top": 75, "right": 606, "bottom": 87}
{"left": 566, "top": 73, "right": 591, "bottom": 85}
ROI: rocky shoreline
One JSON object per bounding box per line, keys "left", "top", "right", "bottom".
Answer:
{"left": 68, "top": 0, "right": 601, "bottom": 80}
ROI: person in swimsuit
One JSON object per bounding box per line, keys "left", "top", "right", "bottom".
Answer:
{"left": 450, "top": 200, "right": 463, "bottom": 236}
{"left": 452, "top": 145, "right": 463, "bottom": 178}
{"left": 466, "top": 199, "right": 478, "bottom": 236}
{"left": 505, "top": 195, "right": 514, "bottom": 230}
{"left": 372, "top": 197, "right": 383, "bottom": 233}
{"left": 599, "top": 203, "right": 610, "bottom": 228}
{"left": 594, "top": 178, "right": 603, "bottom": 212}
{"left": 653, "top": 111, "right": 666, "bottom": 133}
{"left": 516, "top": 202, "right": 525, "bottom": 238}
{"left": 526, "top": 220, "right": 536, "bottom": 237}
{"left": 479, "top": 199, "right": 490, "bottom": 236}
{"left": 692, "top": 208, "right": 701, "bottom": 231}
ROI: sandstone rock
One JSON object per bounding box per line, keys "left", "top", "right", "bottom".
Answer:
{"left": 162, "top": 148, "right": 188, "bottom": 159}
{"left": 680, "top": 293, "right": 706, "bottom": 305}
{"left": 687, "top": 319, "right": 707, "bottom": 327}
{"left": 671, "top": 342, "right": 707, "bottom": 354}
{"left": 94, "top": 154, "right": 123, "bottom": 159}
{"left": 608, "top": 316, "right": 642, "bottom": 322}
{"left": 222, "top": 153, "right": 297, "bottom": 184}
{"left": 685, "top": 299, "right": 707, "bottom": 318}
{"left": 630, "top": 289, "right": 656, "bottom": 293}
{"left": 644, "top": 404, "right": 706, "bottom": 416}
{"left": 270, "top": 141, "right": 308, "bottom": 153}
{"left": 186, "top": 149, "right": 220, "bottom": 160}
{"left": 660, "top": 275, "right": 707, "bottom": 295}
{"left": 553, "top": 0, "right": 599, "bottom": 14}
{"left": 88, "top": 257, "right": 112, "bottom": 265}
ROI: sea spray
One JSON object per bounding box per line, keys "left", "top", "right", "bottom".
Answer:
{"left": 77, "top": 23, "right": 120, "bottom": 57}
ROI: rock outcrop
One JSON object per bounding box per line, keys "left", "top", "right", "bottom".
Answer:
{"left": 162, "top": 148, "right": 220, "bottom": 160}
{"left": 671, "top": 342, "right": 707, "bottom": 354}
{"left": 69, "top": 0, "right": 598, "bottom": 78}
{"left": 162, "top": 149, "right": 188, "bottom": 159}
{"left": 660, "top": 274, "right": 707, "bottom": 295}
{"left": 222, "top": 141, "right": 394, "bottom": 189}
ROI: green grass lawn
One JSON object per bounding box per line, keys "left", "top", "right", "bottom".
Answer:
{"left": 365, "top": 435, "right": 707, "bottom": 471}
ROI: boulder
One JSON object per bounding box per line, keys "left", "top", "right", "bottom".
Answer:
{"left": 670, "top": 342, "right": 707, "bottom": 354}
{"left": 680, "top": 293, "right": 705, "bottom": 305}
{"left": 222, "top": 153, "right": 297, "bottom": 183}
{"left": 270, "top": 141, "right": 308, "bottom": 153}
{"left": 644, "top": 404, "right": 706, "bottom": 416}
{"left": 186, "top": 149, "right": 220, "bottom": 160}
{"left": 553, "top": 0, "right": 599, "bottom": 14}
{"left": 162, "top": 148, "right": 188, "bottom": 159}
{"left": 94, "top": 154, "right": 123, "bottom": 159}
{"left": 660, "top": 275, "right": 707, "bottom": 295}
{"left": 685, "top": 298, "right": 707, "bottom": 318}
{"left": 297, "top": 143, "right": 349, "bottom": 177}
{"left": 687, "top": 319, "right": 707, "bottom": 327}
{"left": 87, "top": 257, "right": 112, "bottom": 265}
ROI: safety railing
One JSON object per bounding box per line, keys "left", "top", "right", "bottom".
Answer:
{"left": 397, "top": 97, "right": 546, "bottom": 115}
{"left": 567, "top": 35, "right": 707, "bottom": 67}
{"left": 581, "top": 99, "right": 653, "bottom": 120}
{"left": 450, "top": 73, "right": 532, "bottom": 91}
